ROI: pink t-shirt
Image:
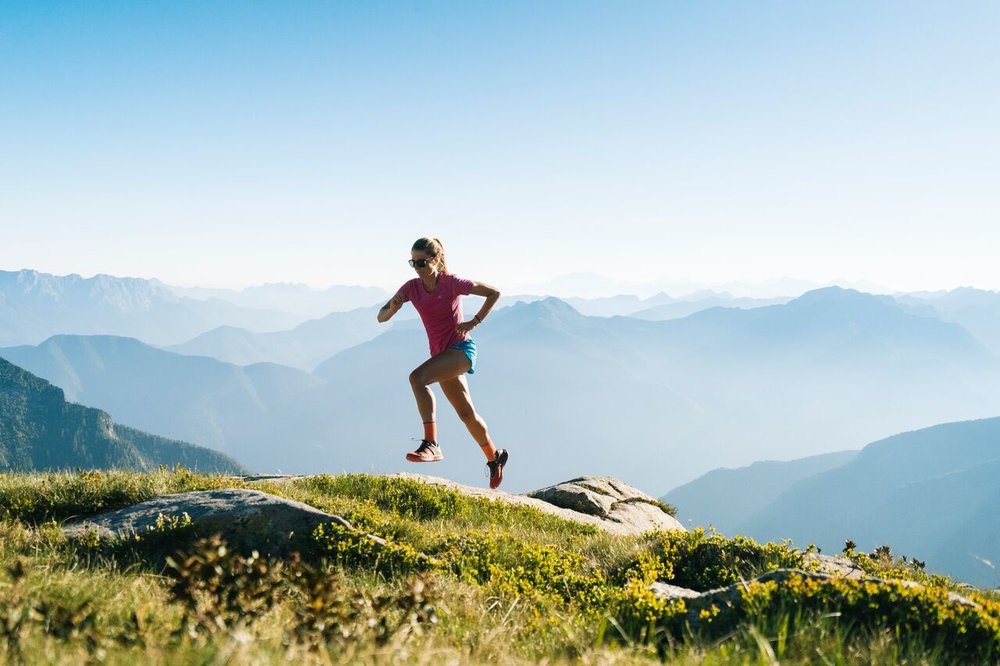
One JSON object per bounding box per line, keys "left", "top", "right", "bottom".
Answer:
{"left": 398, "top": 273, "right": 476, "bottom": 356}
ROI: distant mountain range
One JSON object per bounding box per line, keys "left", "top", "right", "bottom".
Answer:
{"left": 7, "top": 267, "right": 999, "bottom": 360}
{"left": 167, "top": 282, "right": 389, "bottom": 320}
{"left": 510, "top": 273, "right": 892, "bottom": 300}
{"left": 0, "top": 335, "right": 323, "bottom": 460}
{"left": 666, "top": 417, "right": 1000, "bottom": 588}
{"left": 508, "top": 292, "right": 788, "bottom": 318}
{"left": 628, "top": 294, "right": 790, "bottom": 320}
{"left": 896, "top": 287, "right": 1000, "bottom": 356}
{"left": 164, "top": 292, "right": 778, "bottom": 369}
{"left": 0, "top": 357, "right": 245, "bottom": 473}
{"left": 165, "top": 304, "right": 414, "bottom": 370}
{"left": 664, "top": 450, "right": 860, "bottom": 532}
{"left": 0, "top": 270, "right": 303, "bottom": 347}
{"left": 4, "top": 287, "right": 1000, "bottom": 494}
{"left": 564, "top": 293, "right": 675, "bottom": 317}
{"left": 511, "top": 273, "right": 820, "bottom": 300}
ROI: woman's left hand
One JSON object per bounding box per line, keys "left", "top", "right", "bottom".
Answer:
{"left": 456, "top": 319, "right": 478, "bottom": 334}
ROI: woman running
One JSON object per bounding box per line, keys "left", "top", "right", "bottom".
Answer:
{"left": 377, "top": 237, "right": 509, "bottom": 489}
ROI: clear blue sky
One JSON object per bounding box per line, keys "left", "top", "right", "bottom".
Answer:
{"left": 2, "top": 1, "right": 997, "bottom": 293}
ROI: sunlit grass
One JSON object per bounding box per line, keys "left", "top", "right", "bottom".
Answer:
{"left": 0, "top": 469, "right": 996, "bottom": 664}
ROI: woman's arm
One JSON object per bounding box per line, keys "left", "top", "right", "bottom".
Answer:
{"left": 377, "top": 292, "right": 406, "bottom": 323}
{"left": 457, "top": 282, "right": 500, "bottom": 333}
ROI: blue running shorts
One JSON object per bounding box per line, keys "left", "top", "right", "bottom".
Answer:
{"left": 448, "top": 338, "right": 477, "bottom": 375}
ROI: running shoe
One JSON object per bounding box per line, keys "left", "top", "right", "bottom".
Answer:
{"left": 486, "top": 448, "right": 508, "bottom": 489}
{"left": 406, "top": 439, "right": 443, "bottom": 463}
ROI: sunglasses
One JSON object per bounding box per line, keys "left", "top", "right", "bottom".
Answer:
{"left": 408, "top": 257, "right": 434, "bottom": 268}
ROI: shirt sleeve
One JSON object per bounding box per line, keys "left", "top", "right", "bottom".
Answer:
{"left": 397, "top": 280, "right": 413, "bottom": 303}
{"left": 450, "top": 274, "right": 475, "bottom": 296}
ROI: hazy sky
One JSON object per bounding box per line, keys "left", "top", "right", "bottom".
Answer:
{"left": 2, "top": 1, "right": 997, "bottom": 294}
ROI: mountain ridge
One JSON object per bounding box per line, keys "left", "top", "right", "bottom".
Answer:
{"left": 724, "top": 416, "right": 1000, "bottom": 587}
{"left": 0, "top": 269, "right": 302, "bottom": 347}
{"left": 0, "top": 356, "right": 246, "bottom": 473}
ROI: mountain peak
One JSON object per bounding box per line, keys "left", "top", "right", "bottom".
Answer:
{"left": 795, "top": 285, "right": 866, "bottom": 301}
{"left": 788, "top": 286, "right": 900, "bottom": 314}
{"left": 509, "top": 296, "right": 583, "bottom": 318}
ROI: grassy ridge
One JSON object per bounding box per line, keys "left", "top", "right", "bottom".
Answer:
{"left": 1, "top": 469, "right": 998, "bottom": 664}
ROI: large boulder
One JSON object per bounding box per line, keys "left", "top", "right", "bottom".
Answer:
{"left": 525, "top": 476, "right": 684, "bottom": 534}
{"left": 62, "top": 488, "right": 353, "bottom": 553}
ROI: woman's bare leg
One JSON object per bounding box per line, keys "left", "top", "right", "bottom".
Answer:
{"left": 409, "top": 349, "right": 472, "bottom": 425}
{"left": 440, "top": 375, "right": 498, "bottom": 461}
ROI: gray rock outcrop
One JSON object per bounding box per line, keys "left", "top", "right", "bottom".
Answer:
{"left": 397, "top": 473, "right": 685, "bottom": 535}
{"left": 62, "top": 488, "right": 354, "bottom": 553}
{"left": 805, "top": 553, "right": 866, "bottom": 579}
{"left": 525, "top": 476, "right": 684, "bottom": 534}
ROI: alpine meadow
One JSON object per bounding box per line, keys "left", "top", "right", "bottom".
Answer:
{"left": 3, "top": 2, "right": 1000, "bottom": 664}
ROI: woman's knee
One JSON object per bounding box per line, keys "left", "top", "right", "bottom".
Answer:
{"left": 409, "top": 368, "right": 427, "bottom": 388}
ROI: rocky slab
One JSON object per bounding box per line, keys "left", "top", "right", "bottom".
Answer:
{"left": 62, "top": 488, "right": 354, "bottom": 553}
{"left": 396, "top": 473, "right": 685, "bottom": 535}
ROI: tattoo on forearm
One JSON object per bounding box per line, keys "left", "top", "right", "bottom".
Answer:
{"left": 380, "top": 303, "right": 390, "bottom": 312}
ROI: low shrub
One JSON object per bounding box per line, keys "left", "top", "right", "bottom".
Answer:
{"left": 612, "top": 528, "right": 813, "bottom": 591}
{"left": 165, "top": 533, "right": 284, "bottom": 638}
{"left": 644, "top": 497, "right": 678, "bottom": 518}
{"left": 300, "top": 521, "right": 435, "bottom": 577}
{"left": 608, "top": 571, "right": 1000, "bottom": 663}
{"left": 163, "top": 533, "right": 438, "bottom": 649}
{"left": 287, "top": 555, "right": 437, "bottom": 650}
{"left": 435, "top": 533, "right": 609, "bottom": 609}
{"left": 842, "top": 540, "right": 952, "bottom": 586}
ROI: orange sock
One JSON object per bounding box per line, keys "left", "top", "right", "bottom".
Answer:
{"left": 423, "top": 421, "right": 437, "bottom": 443}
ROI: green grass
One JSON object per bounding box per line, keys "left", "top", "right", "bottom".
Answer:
{"left": 1, "top": 469, "right": 998, "bottom": 664}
